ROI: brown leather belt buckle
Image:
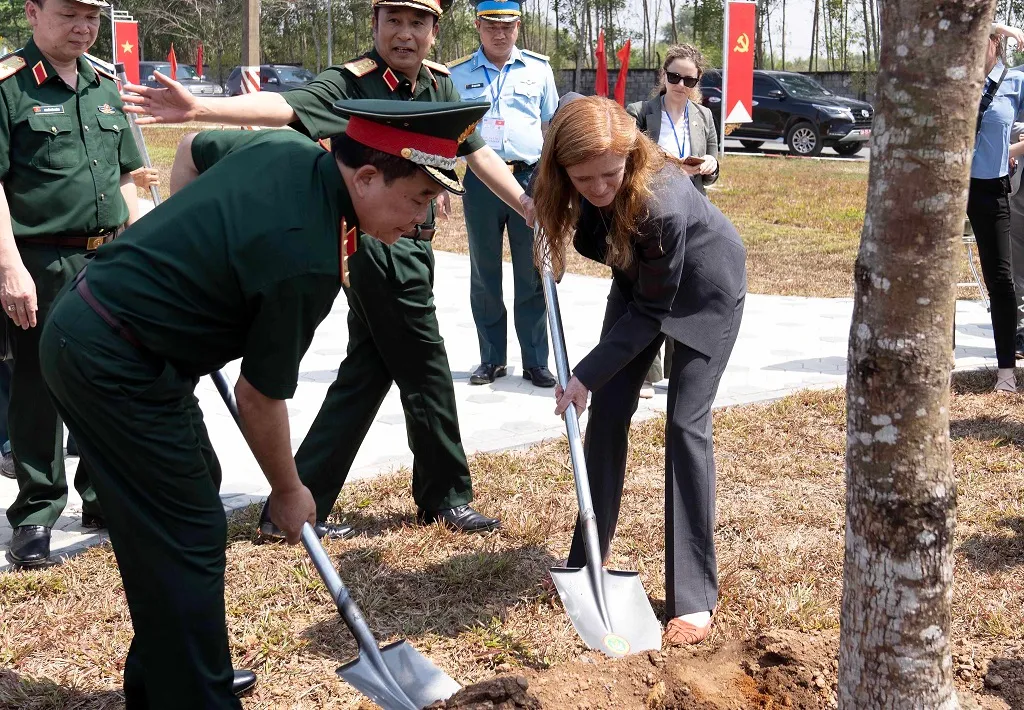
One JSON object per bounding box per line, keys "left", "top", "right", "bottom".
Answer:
{"left": 86, "top": 236, "right": 105, "bottom": 250}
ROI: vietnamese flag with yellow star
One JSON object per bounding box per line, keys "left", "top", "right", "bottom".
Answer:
{"left": 114, "top": 20, "right": 139, "bottom": 84}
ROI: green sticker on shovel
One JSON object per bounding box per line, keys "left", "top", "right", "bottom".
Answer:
{"left": 603, "top": 634, "right": 631, "bottom": 656}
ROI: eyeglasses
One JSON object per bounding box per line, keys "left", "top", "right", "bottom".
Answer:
{"left": 666, "top": 71, "right": 699, "bottom": 88}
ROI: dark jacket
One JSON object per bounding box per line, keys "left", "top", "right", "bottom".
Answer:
{"left": 626, "top": 97, "right": 719, "bottom": 194}
{"left": 572, "top": 166, "right": 746, "bottom": 391}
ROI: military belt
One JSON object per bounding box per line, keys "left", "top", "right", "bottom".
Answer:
{"left": 506, "top": 160, "right": 536, "bottom": 175}
{"left": 73, "top": 269, "right": 144, "bottom": 349}
{"left": 18, "top": 227, "right": 119, "bottom": 251}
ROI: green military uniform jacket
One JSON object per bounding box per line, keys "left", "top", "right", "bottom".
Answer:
{"left": 85, "top": 130, "right": 355, "bottom": 399}
{"left": 283, "top": 48, "right": 486, "bottom": 154}
{"left": 0, "top": 39, "right": 143, "bottom": 237}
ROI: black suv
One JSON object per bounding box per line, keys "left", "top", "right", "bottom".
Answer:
{"left": 225, "top": 65, "right": 316, "bottom": 96}
{"left": 700, "top": 69, "right": 873, "bottom": 157}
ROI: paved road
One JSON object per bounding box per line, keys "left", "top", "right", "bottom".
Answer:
{"left": 0, "top": 247, "right": 994, "bottom": 570}
{"left": 722, "top": 137, "right": 870, "bottom": 161}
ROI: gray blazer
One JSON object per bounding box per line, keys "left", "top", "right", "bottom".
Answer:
{"left": 571, "top": 166, "right": 746, "bottom": 391}
{"left": 626, "top": 97, "right": 719, "bottom": 193}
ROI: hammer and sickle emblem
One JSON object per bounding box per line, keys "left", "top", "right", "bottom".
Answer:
{"left": 734, "top": 33, "right": 750, "bottom": 53}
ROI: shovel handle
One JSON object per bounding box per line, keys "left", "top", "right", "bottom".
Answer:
{"left": 538, "top": 234, "right": 598, "bottom": 520}
{"left": 116, "top": 63, "right": 162, "bottom": 208}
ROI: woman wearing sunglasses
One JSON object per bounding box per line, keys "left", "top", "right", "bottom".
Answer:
{"left": 628, "top": 44, "right": 719, "bottom": 396}
{"left": 627, "top": 44, "right": 719, "bottom": 196}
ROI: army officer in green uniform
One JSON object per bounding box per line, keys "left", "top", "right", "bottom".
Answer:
{"left": 40, "top": 100, "right": 489, "bottom": 709}
{"left": 125, "top": 0, "right": 533, "bottom": 536}
{"left": 1, "top": 0, "right": 143, "bottom": 568}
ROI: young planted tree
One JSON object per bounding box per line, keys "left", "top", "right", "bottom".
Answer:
{"left": 840, "top": 1, "right": 997, "bottom": 707}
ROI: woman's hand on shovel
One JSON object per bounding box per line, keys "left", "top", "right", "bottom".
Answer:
{"left": 555, "top": 376, "right": 589, "bottom": 418}
{"left": 269, "top": 484, "right": 317, "bottom": 545}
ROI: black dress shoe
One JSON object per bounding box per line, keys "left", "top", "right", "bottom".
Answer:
{"left": 7, "top": 526, "right": 51, "bottom": 567}
{"left": 470, "top": 363, "right": 507, "bottom": 385}
{"left": 417, "top": 505, "right": 501, "bottom": 533}
{"left": 523, "top": 366, "right": 556, "bottom": 388}
{"left": 256, "top": 501, "right": 355, "bottom": 543}
{"left": 233, "top": 669, "right": 257, "bottom": 696}
{"left": 81, "top": 513, "right": 106, "bottom": 529}
{"left": 0, "top": 453, "right": 14, "bottom": 479}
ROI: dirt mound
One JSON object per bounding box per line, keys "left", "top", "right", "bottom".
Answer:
{"left": 449, "top": 630, "right": 843, "bottom": 709}
{"left": 431, "top": 676, "right": 541, "bottom": 709}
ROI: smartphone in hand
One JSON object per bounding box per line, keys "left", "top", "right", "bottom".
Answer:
{"left": 682, "top": 156, "right": 705, "bottom": 166}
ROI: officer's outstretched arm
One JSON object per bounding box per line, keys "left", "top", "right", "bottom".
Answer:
{"left": 0, "top": 186, "right": 37, "bottom": 330}
{"left": 464, "top": 145, "right": 535, "bottom": 224}
{"left": 235, "top": 374, "right": 317, "bottom": 544}
{"left": 122, "top": 72, "right": 297, "bottom": 128}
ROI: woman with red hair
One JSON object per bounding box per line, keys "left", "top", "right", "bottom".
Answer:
{"left": 534, "top": 96, "right": 746, "bottom": 644}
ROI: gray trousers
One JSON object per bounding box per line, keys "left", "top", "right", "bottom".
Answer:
{"left": 568, "top": 285, "right": 744, "bottom": 617}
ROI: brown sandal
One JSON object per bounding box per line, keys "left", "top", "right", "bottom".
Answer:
{"left": 663, "top": 611, "right": 715, "bottom": 646}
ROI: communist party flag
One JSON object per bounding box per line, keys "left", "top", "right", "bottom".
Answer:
{"left": 196, "top": 42, "right": 204, "bottom": 78}
{"left": 167, "top": 43, "right": 179, "bottom": 81}
{"left": 113, "top": 19, "right": 139, "bottom": 84}
{"left": 594, "top": 30, "right": 608, "bottom": 97}
{"left": 613, "top": 39, "right": 631, "bottom": 106}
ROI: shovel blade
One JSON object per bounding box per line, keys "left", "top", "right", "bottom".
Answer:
{"left": 337, "top": 640, "right": 461, "bottom": 710}
{"left": 551, "top": 566, "right": 663, "bottom": 657}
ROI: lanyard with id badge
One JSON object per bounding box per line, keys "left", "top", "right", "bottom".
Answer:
{"left": 481, "top": 64, "right": 510, "bottom": 151}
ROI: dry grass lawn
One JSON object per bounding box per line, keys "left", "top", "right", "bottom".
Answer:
{"left": 1, "top": 373, "right": 1022, "bottom": 708}
{"left": 135, "top": 128, "right": 988, "bottom": 301}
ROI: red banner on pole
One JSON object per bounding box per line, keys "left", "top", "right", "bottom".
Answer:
{"left": 613, "top": 39, "right": 631, "bottom": 106}
{"left": 723, "top": 1, "right": 756, "bottom": 126}
{"left": 196, "top": 42, "right": 204, "bottom": 79}
{"left": 594, "top": 30, "right": 608, "bottom": 98}
{"left": 167, "top": 43, "right": 179, "bottom": 82}
{"left": 114, "top": 20, "right": 139, "bottom": 85}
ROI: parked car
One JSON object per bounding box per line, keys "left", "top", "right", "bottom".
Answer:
{"left": 138, "top": 61, "right": 224, "bottom": 96}
{"left": 225, "top": 64, "right": 316, "bottom": 96}
{"left": 700, "top": 69, "right": 873, "bottom": 157}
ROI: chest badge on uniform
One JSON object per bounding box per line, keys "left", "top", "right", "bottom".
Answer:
{"left": 340, "top": 218, "right": 358, "bottom": 287}
{"left": 97, "top": 103, "right": 117, "bottom": 115}
{"left": 32, "top": 105, "right": 64, "bottom": 114}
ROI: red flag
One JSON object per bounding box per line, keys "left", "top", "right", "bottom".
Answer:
{"left": 196, "top": 42, "right": 204, "bottom": 79}
{"left": 613, "top": 39, "right": 631, "bottom": 106}
{"left": 594, "top": 30, "right": 608, "bottom": 97}
{"left": 113, "top": 20, "right": 139, "bottom": 84}
{"left": 167, "top": 44, "right": 178, "bottom": 81}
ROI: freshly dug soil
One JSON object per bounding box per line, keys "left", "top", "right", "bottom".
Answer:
{"left": 438, "top": 630, "right": 843, "bottom": 710}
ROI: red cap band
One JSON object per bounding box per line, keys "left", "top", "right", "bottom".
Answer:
{"left": 346, "top": 116, "right": 458, "bottom": 161}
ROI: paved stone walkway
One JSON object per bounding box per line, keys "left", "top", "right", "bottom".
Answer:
{"left": 0, "top": 249, "right": 998, "bottom": 571}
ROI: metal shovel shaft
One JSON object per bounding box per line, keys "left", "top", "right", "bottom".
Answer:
{"left": 540, "top": 255, "right": 616, "bottom": 633}
{"left": 116, "top": 63, "right": 162, "bottom": 208}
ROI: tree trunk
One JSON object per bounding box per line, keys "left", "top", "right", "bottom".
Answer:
{"left": 781, "top": 0, "right": 786, "bottom": 69}
{"left": 839, "top": 1, "right": 997, "bottom": 707}
{"left": 766, "top": 1, "right": 774, "bottom": 69}
{"left": 810, "top": 0, "right": 819, "bottom": 71}
{"left": 668, "top": 0, "right": 677, "bottom": 44}
{"left": 861, "top": 0, "right": 871, "bottom": 66}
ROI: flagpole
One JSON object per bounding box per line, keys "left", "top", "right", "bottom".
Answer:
{"left": 109, "top": 1, "right": 117, "bottom": 66}
{"left": 719, "top": 2, "right": 729, "bottom": 158}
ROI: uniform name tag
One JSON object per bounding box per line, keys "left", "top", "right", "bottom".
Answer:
{"left": 33, "top": 105, "right": 64, "bottom": 114}
{"left": 465, "top": 82, "right": 484, "bottom": 89}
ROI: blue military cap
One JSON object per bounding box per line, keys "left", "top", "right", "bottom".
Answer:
{"left": 475, "top": 0, "right": 522, "bottom": 22}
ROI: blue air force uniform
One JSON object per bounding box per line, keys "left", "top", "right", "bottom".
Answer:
{"left": 448, "top": 0, "right": 559, "bottom": 384}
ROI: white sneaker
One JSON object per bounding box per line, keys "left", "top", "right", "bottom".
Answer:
{"left": 639, "top": 384, "right": 655, "bottom": 399}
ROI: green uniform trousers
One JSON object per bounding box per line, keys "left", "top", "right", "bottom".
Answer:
{"left": 6, "top": 244, "right": 100, "bottom": 528}
{"left": 40, "top": 290, "right": 240, "bottom": 710}
{"left": 462, "top": 168, "right": 549, "bottom": 369}
{"left": 294, "top": 235, "right": 473, "bottom": 519}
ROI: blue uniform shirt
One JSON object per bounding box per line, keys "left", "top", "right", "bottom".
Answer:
{"left": 448, "top": 46, "right": 558, "bottom": 164}
{"left": 973, "top": 61, "right": 1024, "bottom": 179}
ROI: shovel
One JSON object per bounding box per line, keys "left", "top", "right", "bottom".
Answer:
{"left": 539, "top": 241, "right": 663, "bottom": 658}
{"left": 206, "top": 366, "right": 461, "bottom": 708}
{"left": 301, "top": 523, "right": 462, "bottom": 709}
